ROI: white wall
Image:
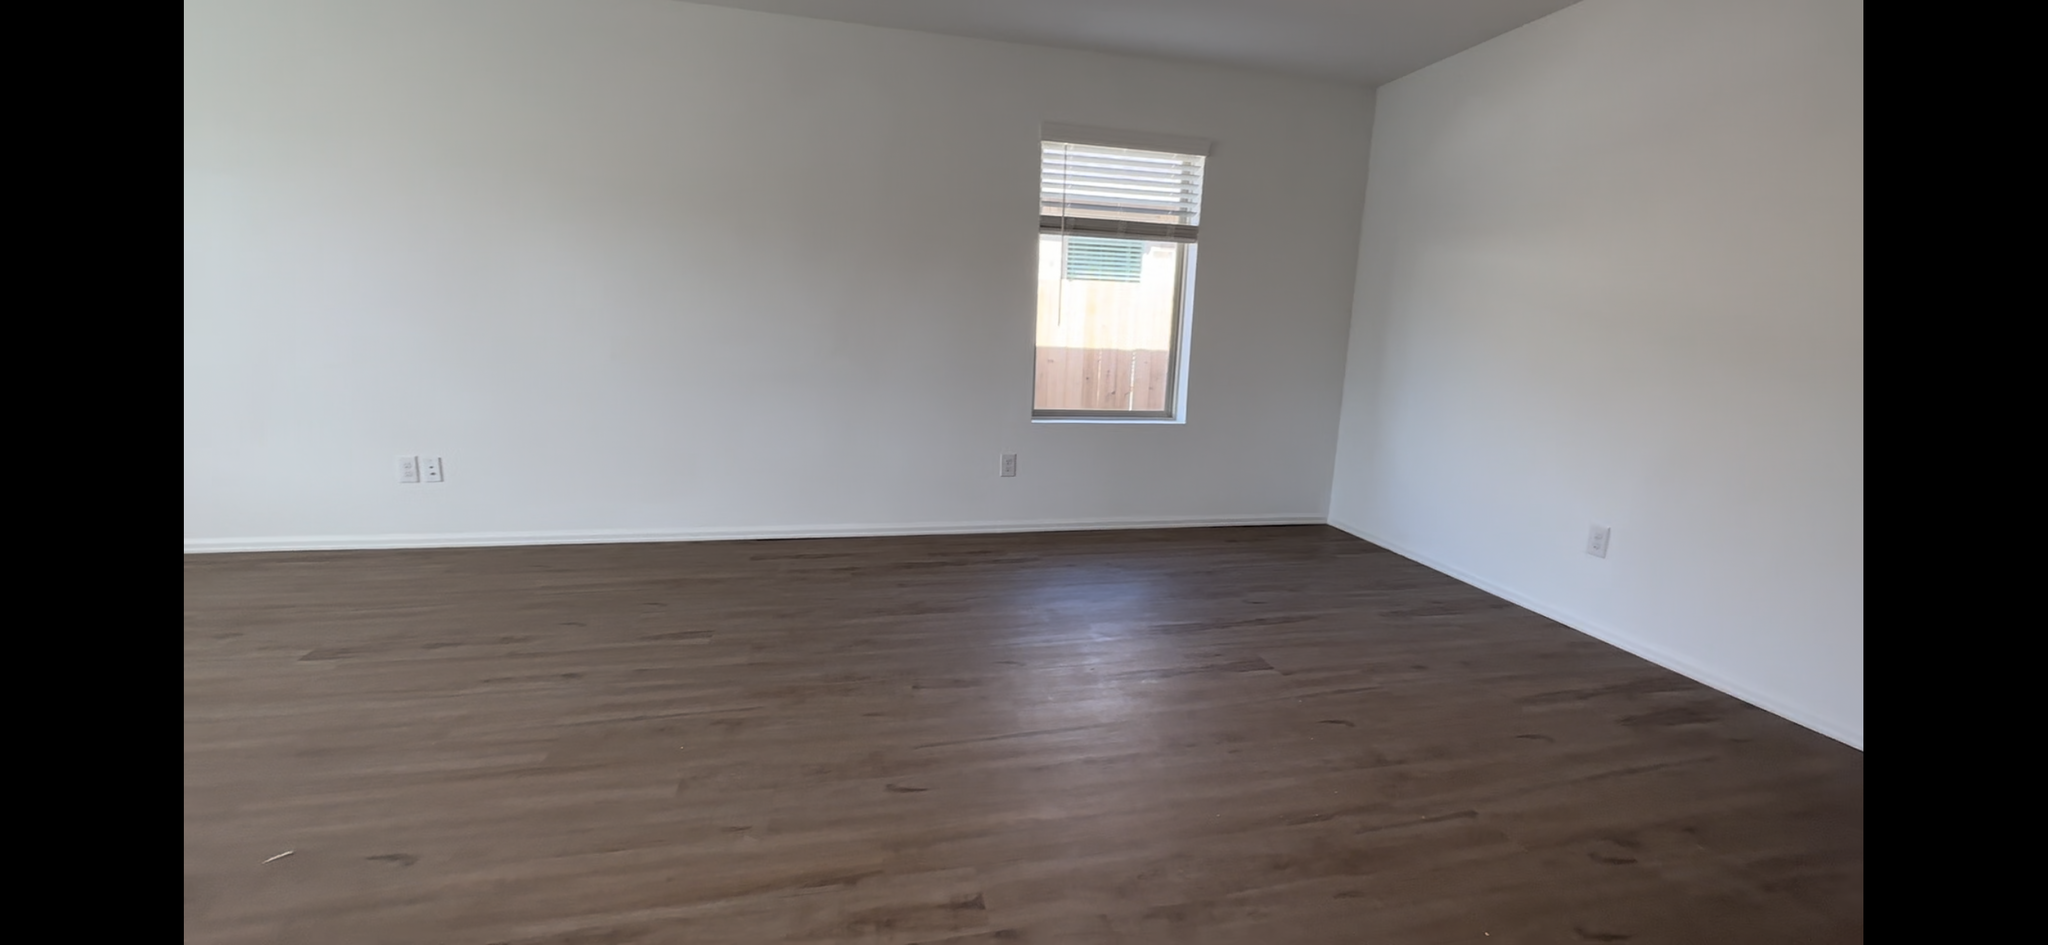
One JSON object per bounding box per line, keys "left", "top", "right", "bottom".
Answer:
{"left": 184, "top": 0, "right": 1373, "bottom": 550}
{"left": 1329, "top": 0, "right": 1862, "bottom": 747}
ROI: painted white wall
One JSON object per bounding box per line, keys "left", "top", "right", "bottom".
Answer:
{"left": 183, "top": 0, "right": 1373, "bottom": 550}
{"left": 1329, "top": 0, "right": 1862, "bottom": 747}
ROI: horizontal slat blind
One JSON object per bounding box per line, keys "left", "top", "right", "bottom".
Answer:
{"left": 1041, "top": 140, "right": 1205, "bottom": 243}
{"left": 1063, "top": 237, "right": 1145, "bottom": 282}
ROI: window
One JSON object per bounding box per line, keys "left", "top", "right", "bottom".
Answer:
{"left": 1035, "top": 125, "right": 1208, "bottom": 420}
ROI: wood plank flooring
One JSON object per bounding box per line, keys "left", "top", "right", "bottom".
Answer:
{"left": 183, "top": 525, "right": 1862, "bottom": 944}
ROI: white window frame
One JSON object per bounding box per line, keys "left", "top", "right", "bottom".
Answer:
{"left": 1032, "top": 123, "right": 1211, "bottom": 424}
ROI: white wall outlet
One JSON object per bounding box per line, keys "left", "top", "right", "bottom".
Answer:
{"left": 397, "top": 455, "right": 420, "bottom": 483}
{"left": 1000, "top": 453, "right": 1018, "bottom": 478}
{"left": 422, "top": 457, "right": 444, "bottom": 482}
{"left": 1586, "top": 524, "right": 1611, "bottom": 558}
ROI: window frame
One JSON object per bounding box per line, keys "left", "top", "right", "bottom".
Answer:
{"left": 1031, "top": 124, "right": 1211, "bottom": 423}
{"left": 1030, "top": 239, "right": 1192, "bottom": 421}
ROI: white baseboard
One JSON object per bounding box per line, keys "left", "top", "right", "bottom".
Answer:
{"left": 183, "top": 513, "right": 1328, "bottom": 555}
{"left": 1326, "top": 516, "right": 1863, "bottom": 752}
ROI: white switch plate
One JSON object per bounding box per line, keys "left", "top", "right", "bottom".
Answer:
{"left": 422, "top": 457, "right": 444, "bottom": 482}
{"left": 1586, "top": 524, "right": 1611, "bottom": 558}
{"left": 397, "top": 455, "right": 420, "bottom": 483}
{"left": 1000, "top": 453, "right": 1018, "bottom": 478}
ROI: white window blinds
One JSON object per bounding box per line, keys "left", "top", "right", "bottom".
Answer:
{"left": 1041, "top": 138, "right": 1207, "bottom": 243}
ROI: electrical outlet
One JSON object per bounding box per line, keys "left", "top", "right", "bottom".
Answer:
{"left": 1000, "top": 453, "right": 1018, "bottom": 478}
{"left": 422, "top": 457, "right": 444, "bottom": 482}
{"left": 397, "top": 455, "right": 420, "bottom": 483}
{"left": 1585, "top": 524, "right": 1611, "bottom": 558}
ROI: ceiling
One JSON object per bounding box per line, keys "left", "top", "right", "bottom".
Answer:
{"left": 679, "top": 0, "right": 1583, "bottom": 87}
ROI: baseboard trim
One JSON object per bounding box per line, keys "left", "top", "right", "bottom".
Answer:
{"left": 1326, "top": 516, "right": 1863, "bottom": 752}
{"left": 183, "top": 514, "right": 1329, "bottom": 555}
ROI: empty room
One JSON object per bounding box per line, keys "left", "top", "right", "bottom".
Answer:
{"left": 183, "top": 0, "right": 1863, "bottom": 941}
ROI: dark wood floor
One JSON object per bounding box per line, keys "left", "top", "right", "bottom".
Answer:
{"left": 184, "top": 525, "right": 1862, "bottom": 944}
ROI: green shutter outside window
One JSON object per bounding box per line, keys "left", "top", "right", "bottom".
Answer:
{"left": 1063, "top": 237, "right": 1144, "bottom": 283}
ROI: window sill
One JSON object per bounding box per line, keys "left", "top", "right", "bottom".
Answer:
{"left": 1031, "top": 416, "right": 1186, "bottom": 425}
